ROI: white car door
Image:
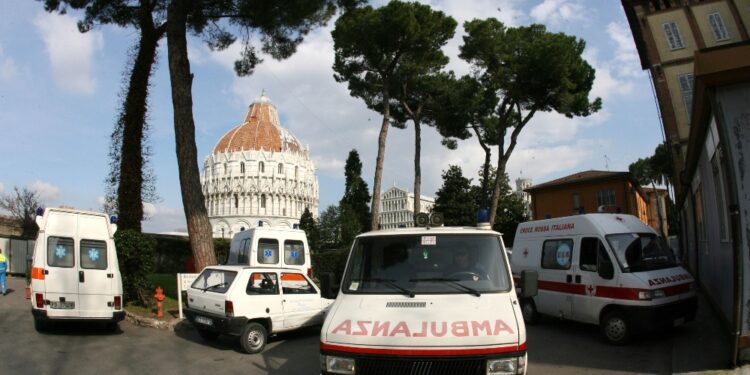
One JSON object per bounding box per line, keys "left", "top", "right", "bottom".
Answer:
{"left": 236, "top": 272, "right": 284, "bottom": 330}
{"left": 280, "top": 272, "right": 322, "bottom": 329}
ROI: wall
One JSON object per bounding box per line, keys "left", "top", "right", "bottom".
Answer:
{"left": 647, "top": 9, "right": 697, "bottom": 62}
{"left": 665, "top": 62, "right": 696, "bottom": 140}
{"left": 716, "top": 82, "right": 750, "bottom": 360}
{"left": 693, "top": 2, "right": 742, "bottom": 48}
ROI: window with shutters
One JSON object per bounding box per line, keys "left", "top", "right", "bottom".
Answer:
{"left": 678, "top": 73, "right": 694, "bottom": 123}
{"left": 708, "top": 12, "right": 730, "bottom": 42}
{"left": 662, "top": 22, "right": 685, "bottom": 50}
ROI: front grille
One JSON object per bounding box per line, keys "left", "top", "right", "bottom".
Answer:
{"left": 356, "top": 357, "right": 484, "bottom": 375}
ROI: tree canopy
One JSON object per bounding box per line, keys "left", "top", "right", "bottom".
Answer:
{"left": 459, "top": 19, "right": 601, "bottom": 226}
{"left": 0, "top": 186, "right": 43, "bottom": 239}
{"left": 332, "top": 0, "right": 456, "bottom": 230}
{"left": 340, "top": 149, "right": 371, "bottom": 233}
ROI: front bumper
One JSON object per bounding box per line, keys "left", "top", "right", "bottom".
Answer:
{"left": 320, "top": 345, "right": 526, "bottom": 375}
{"left": 183, "top": 307, "right": 248, "bottom": 336}
{"left": 621, "top": 296, "right": 697, "bottom": 332}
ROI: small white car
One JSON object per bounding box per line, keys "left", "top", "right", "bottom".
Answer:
{"left": 184, "top": 265, "right": 334, "bottom": 354}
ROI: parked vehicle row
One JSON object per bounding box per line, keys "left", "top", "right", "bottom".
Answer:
{"left": 26, "top": 208, "right": 696, "bottom": 375}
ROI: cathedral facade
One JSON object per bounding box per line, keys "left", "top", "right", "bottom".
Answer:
{"left": 201, "top": 94, "right": 319, "bottom": 238}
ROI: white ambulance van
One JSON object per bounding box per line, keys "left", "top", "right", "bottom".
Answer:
{"left": 511, "top": 214, "right": 697, "bottom": 344}
{"left": 319, "top": 221, "right": 533, "bottom": 375}
{"left": 225, "top": 226, "right": 311, "bottom": 276}
{"left": 30, "top": 207, "right": 124, "bottom": 331}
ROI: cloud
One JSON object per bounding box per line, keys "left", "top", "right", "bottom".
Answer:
{"left": 606, "top": 21, "right": 641, "bottom": 78}
{"left": 142, "top": 204, "right": 187, "bottom": 233}
{"left": 0, "top": 44, "right": 18, "bottom": 81}
{"left": 33, "top": 12, "right": 103, "bottom": 94}
{"left": 530, "top": 0, "right": 585, "bottom": 25}
{"left": 29, "top": 180, "right": 60, "bottom": 202}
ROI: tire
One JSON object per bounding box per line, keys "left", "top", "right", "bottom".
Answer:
{"left": 197, "top": 328, "right": 220, "bottom": 342}
{"left": 521, "top": 299, "right": 540, "bottom": 325}
{"left": 600, "top": 310, "right": 630, "bottom": 345}
{"left": 34, "top": 317, "right": 47, "bottom": 332}
{"left": 239, "top": 322, "right": 268, "bottom": 354}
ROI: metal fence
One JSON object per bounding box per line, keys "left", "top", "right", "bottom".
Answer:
{"left": 0, "top": 236, "right": 34, "bottom": 275}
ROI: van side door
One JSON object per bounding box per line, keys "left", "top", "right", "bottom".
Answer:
{"left": 280, "top": 272, "right": 323, "bottom": 329}
{"left": 536, "top": 238, "right": 574, "bottom": 319}
{"left": 572, "top": 237, "right": 617, "bottom": 324}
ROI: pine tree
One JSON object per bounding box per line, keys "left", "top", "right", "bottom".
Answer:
{"left": 340, "top": 149, "right": 371, "bottom": 233}
{"left": 299, "top": 207, "right": 320, "bottom": 251}
{"left": 434, "top": 166, "right": 477, "bottom": 226}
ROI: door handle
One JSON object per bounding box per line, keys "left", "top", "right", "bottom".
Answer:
{"left": 107, "top": 273, "right": 114, "bottom": 278}
{"left": 566, "top": 274, "right": 572, "bottom": 283}
{"left": 575, "top": 275, "right": 581, "bottom": 284}
{"left": 79, "top": 271, "right": 84, "bottom": 283}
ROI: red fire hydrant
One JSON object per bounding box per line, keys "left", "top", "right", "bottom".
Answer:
{"left": 154, "top": 286, "right": 166, "bottom": 319}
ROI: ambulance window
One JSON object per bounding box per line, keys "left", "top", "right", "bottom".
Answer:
{"left": 580, "top": 237, "right": 602, "bottom": 272}
{"left": 542, "top": 239, "right": 573, "bottom": 270}
{"left": 284, "top": 240, "right": 305, "bottom": 265}
{"left": 80, "top": 239, "right": 108, "bottom": 270}
{"left": 281, "top": 273, "right": 316, "bottom": 294}
{"left": 257, "top": 238, "right": 279, "bottom": 264}
{"left": 247, "top": 272, "right": 279, "bottom": 295}
{"left": 47, "top": 237, "right": 74, "bottom": 268}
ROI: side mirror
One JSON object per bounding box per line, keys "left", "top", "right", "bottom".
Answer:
{"left": 598, "top": 258, "right": 614, "bottom": 280}
{"left": 520, "top": 270, "right": 538, "bottom": 298}
{"left": 319, "top": 272, "right": 339, "bottom": 299}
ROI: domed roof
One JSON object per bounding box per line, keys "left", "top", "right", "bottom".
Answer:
{"left": 213, "top": 94, "right": 304, "bottom": 154}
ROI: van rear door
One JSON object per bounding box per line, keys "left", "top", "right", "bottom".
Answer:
{"left": 76, "top": 214, "right": 115, "bottom": 318}
{"left": 44, "top": 235, "right": 80, "bottom": 317}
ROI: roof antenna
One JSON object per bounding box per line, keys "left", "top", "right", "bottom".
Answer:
{"left": 604, "top": 154, "right": 610, "bottom": 171}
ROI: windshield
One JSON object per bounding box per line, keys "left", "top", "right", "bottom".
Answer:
{"left": 342, "top": 234, "right": 511, "bottom": 295}
{"left": 191, "top": 269, "right": 237, "bottom": 293}
{"left": 606, "top": 233, "right": 677, "bottom": 272}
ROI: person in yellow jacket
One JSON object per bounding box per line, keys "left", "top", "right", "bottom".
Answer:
{"left": 0, "top": 248, "right": 7, "bottom": 295}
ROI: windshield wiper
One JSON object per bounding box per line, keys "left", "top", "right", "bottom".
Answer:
{"left": 360, "top": 278, "right": 415, "bottom": 298}
{"left": 410, "top": 277, "right": 481, "bottom": 297}
{"left": 201, "top": 282, "right": 227, "bottom": 292}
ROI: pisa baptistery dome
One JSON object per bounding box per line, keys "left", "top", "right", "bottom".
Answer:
{"left": 202, "top": 93, "right": 319, "bottom": 238}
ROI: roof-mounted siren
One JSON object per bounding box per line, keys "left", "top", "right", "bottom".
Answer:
{"left": 414, "top": 213, "right": 430, "bottom": 227}
{"left": 477, "top": 208, "right": 491, "bottom": 230}
{"left": 109, "top": 215, "right": 118, "bottom": 235}
{"left": 35, "top": 207, "right": 45, "bottom": 227}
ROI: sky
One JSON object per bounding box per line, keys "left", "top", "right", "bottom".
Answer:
{"left": 0, "top": 0, "right": 665, "bottom": 233}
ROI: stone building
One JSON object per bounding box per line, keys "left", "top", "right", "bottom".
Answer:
{"left": 201, "top": 94, "right": 319, "bottom": 238}
{"left": 379, "top": 186, "right": 434, "bottom": 229}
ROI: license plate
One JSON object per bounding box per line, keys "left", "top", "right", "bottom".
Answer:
{"left": 673, "top": 317, "right": 686, "bottom": 327}
{"left": 195, "top": 315, "right": 213, "bottom": 326}
{"left": 50, "top": 301, "right": 75, "bottom": 309}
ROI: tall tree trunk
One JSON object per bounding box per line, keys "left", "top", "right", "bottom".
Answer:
{"left": 471, "top": 125, "right": 491, "bottom": 209}
{"left": 370, "top": 87, "right": 390, "bottom": 231}
{"left": 116, "top": 21, "right": 162, "bottom": 232}
{"left": 413, "top": 120, "right": 421, "bottom": 216}
{"left": 489, "top": 152, "right": 506, "bottom": 228}
{"left": 167, "top": 0, "right": 216, "bottom": 270}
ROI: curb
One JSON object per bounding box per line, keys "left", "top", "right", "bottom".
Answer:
{"left": 124, "top": 309, "right": 189, "bottom": 332}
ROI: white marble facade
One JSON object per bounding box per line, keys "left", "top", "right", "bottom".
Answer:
{"left": 202, "top": 94, "right": 319, "bottom": 238}
{"left": 379, "top": 186, "right": 434, "bottom": 229}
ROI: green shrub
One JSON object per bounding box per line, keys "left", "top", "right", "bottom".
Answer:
{"left": 311, "top": 248, "right": 350, "bottom": 283}
{"left": 115, "top": 230, "right": 156, "bottom": 306}
{"left": 214, "top": 238, "right": 230, "bottom": 264}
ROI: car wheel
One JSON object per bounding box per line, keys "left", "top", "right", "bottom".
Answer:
{"left": 197, "top": 328, "right": 219, "bottom": 341}
{"left": 521, "top": 299, "right": 539, "bottom": 325}
{"left": 601, "top": 311, "right": 630, "bottom": 345}
{"left": 240, "top": 322, "right": 267, "bottom": 354}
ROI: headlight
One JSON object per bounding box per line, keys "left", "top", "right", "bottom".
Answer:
{"left": 638, "top": 289, "right": 666, "bottom": 300}
{"left": 487, "top": 354, "right": 526, "bottom": 375}
{"left": 321, "top": 355, "right": 355, "bottom": 375}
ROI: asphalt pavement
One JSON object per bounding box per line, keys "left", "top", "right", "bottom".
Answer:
{"left": 1, "top": 275, "right": 744, "bottom": 375}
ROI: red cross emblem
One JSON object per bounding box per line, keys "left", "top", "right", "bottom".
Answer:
{"left": 586, "top": 285, "right": 596, "bottom": 296}
{"left": 523, "top": 248, "right": 529, "bottom": 258}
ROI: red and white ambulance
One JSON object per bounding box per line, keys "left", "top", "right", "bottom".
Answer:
{"left": 511, "top": 214, "right": 697, "bottom": 344}
{"left": 319, "top": 220, "right": 531, "bottom": 375}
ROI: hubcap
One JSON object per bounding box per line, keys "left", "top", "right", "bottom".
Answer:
{"left": 606, "top": 317, "right": 627, "bottom": 341}
{"left": 247, "top": 330, "right": 263, "bottom": 349}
